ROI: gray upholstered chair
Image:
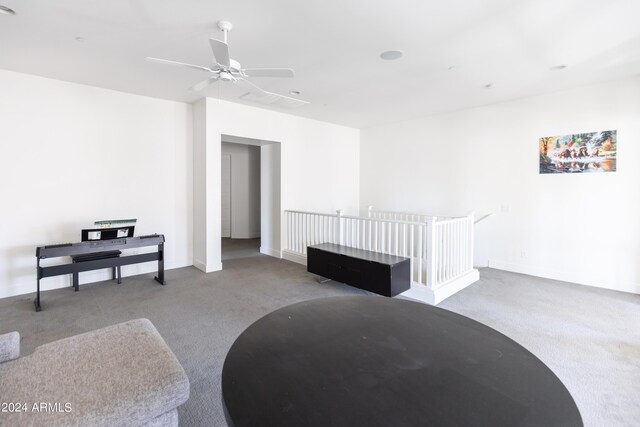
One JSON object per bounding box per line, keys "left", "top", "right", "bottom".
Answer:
{"left": 0, "top": 319, "right": 189, "bottom": 426}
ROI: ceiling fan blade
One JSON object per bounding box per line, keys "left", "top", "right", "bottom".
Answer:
{"left": 190, "top": 76, "right": 219, "bottom": 92}
{"left": 261, "top": 91, "right": 309, "bottom": 108}
{"left": 242, "top": 68, "right": 295, "bottom": 78}
{"left": 233, "top": 78, "right": 267, "bottom": 97}
{"left": 237, "top": 83, "right": 309, "bottom": 108}
{"left": 146, "top": 57, "right": 214, "bottom": 72}
{"left": 209, "top": 39, "right": 231, "bottom": 67}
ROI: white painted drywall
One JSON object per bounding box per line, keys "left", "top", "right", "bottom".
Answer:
{"left": 193, "top": 98, "right": 360, "bottom": 272}
{"left": 0, "top": 69, "right": 193, "bottom": 298}
{"left": 221, "top": 154, "right": 232, "bottom": 238}
{"left": 192, "top": 99, "right": 210, "bottom": 272}
{"left": 361, "top": 76, "right": 640, "bottom": 294}
{"left": 221, "top": 142, "right": 261, "bottom": 239}
{"left": 260, "top": 142, "right": 281, "bottom": 257}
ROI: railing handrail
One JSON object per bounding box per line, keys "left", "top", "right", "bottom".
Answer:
{"left": 285, "top": 209, "right": 431, "bottom": 226}
{"left": 284, "top": 209, "right": 338, "bottom": 216}
{"left": 434, "top": 216, "right": 472, "bottom": 226}
{"left": 369, "top": 208, "right": 436, "bottom": 217}
{"left": 340, "top": 214, "right": 429, "bottom": 226}
{"left": 474, "top": 213, "right": 496, "bottom": 224}
{"left": 367, "top": 207, "right": 463, "bottom": 221}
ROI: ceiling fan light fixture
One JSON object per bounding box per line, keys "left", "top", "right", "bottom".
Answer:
{"left": 0, "top": 5, "right": 16, "bottom": 15}
{"left": 380, "top": 50, "right": 402, "bottom": 61}
{"left": 219, "top": 71, "right": 233, "bottom": 82}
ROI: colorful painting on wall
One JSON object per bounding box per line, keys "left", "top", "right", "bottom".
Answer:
{"left": 539, "top": 130, "right": 617, "bottom": 174}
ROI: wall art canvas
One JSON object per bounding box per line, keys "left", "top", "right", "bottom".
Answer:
{"left": 539, "top": 130, "right": 617, "bottom": 174}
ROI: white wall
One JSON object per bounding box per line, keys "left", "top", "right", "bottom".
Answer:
{"left": 192, "top": 99, "right": 207, "bottom": 271}
{"left": 260, "top": 143, "right": 281, "bottom": 256}
{"left": 193, "top": 98, "right": 360, "bottom": 272}
{"left": 0, "top": 69, "right": 193, "bottom": 298}
{"left": 361, "top": 76, "right": 640, "bottom": 294}
{"left": 221, "top": 141, "right": 261, "bottom": 239}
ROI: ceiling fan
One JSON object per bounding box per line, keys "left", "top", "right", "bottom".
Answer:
{"left": 146, "top": 20, "right": 309, "bottom": 108}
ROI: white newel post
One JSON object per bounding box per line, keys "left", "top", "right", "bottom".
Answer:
{"left": 367, "top": 205, "right": 373, "bottom": 218}
{"left": 426, "top": 217, "right": 437, "bottom": 289}
{"left": 468, "top": 211, "right": 475, "bottom": 270}
{"left": 336, "top": 210, "right": 344, "bottom": 245}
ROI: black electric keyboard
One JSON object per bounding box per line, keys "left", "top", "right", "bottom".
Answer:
{"left": 34, "top": 234, "right": 166, "bottom": 312}
{"left": 37, "top": 235, "right": 163, "bottom": 258}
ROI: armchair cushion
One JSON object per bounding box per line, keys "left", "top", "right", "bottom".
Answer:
{"left": 0, "top": 331, "right": 19, "bottom": 363}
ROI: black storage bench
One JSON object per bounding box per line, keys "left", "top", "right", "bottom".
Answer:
{"left": 307, "top": 243, "right": 411, "bottom": 297}
{"left": 70, "top": 250, "right": 122, "bottom": 291}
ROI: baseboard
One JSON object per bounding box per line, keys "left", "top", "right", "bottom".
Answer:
{"left": 260, "top": 246, "right": 281, "bottom": 258}
{"left": 193, "top": 259, "right": 207, "bottom": 272}
{"left": 399, "top": 269, "right": 480, "bottom": 305}
{"left": 432, "top": 269, "right": 480, "bottom": 303}
{"left": 205, "top": 262, "right": 223, "bottom": 273}
{"left": 488, "top": 259, "right": 570, "bottom": 282}
{"left": 399, "top": 283, "right": 435, "bottom": 305}
{"left": 0, "top": 279, "right": 72, "bottom": 300}
{"left": 281, "top": 250, "right": 306, "bottom": 265}
{"left": 0, "top": 262, "right": 194, "bottom": 300}
{"left": 193, "top": 259, "right": 222, "bottom": 272}
{"left": 488, "top": 259, "right": 639, "bottom": 295}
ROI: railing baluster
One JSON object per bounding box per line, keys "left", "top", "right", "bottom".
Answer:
{"left": 417, "top": 224, "right": 423, "bottom": 285}
{"left": 286, "top": 211, "right": 290, "bottom": 250}
{"left": 394, "top": 222, "right": 399, "bottom": 255}
{"left": 283, "top": 210, "right": 475, "bottom": 294}
{"left": 295, "top": 212, "right": 299, "bottom": 253}
{"left": 295, "top": 213, "right": 299, "bottom": 253}
{"left": 410, "top": 224, "right": 415, "bottom": 283}
{"left": 302, "top": 213, "right": 307, "bottom": 254}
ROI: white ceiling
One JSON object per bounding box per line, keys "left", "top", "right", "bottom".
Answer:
{"left": 1, "top": 0, "right": 639, "bottom": 128}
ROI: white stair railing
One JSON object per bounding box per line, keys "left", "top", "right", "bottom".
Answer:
{"left": 369, "top": 207, "right": 475, "bottom": 288}
{"left": 429, "top": 214, "right": 474, "bottom": 286}
{"left": 285, "top": 210, "right": 340, "bottom": 255}
{"left": 284, "top": 208, "right": 475, "bottom": 292}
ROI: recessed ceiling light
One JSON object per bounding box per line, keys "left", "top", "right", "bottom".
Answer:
{"left": 289, "top": 90, "right": 300, "bottom": 96}
{"left": 550, "top": 65, "right": 567, "bottom": 71}
{"left": 75, "top": 37, "right": 87, "bottom": 43}
{"left": 380, "top": 50, "right": 402, "bottom": 61}
{"left": 484, "top": 83, "right": 493, "bottom": 89}
{"left": 0, "top": 5, "right": 16, "bottom": 15}
{"left": 447, "top": 65, "right": 455, "bottom": 71}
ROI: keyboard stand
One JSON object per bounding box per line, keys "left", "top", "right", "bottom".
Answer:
{"left": 71, "top": 251, "right": 122, "bottom": 291}
{"left": 35, "top": 235, "right": 166, "bottom": 312}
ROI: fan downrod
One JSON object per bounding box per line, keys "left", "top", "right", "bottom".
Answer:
{"left": 217, "top": 20, "right": 233, "bottom": 42}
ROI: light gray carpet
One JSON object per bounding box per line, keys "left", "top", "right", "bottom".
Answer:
{"left": 221, "top": 238, "right": 262, "bottom": 261}
{"left": 0, "top": 239, "right": 638, "bottom": 426}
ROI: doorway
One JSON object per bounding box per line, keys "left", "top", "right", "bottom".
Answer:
{"left": 221, "top": 138, "right": 262, "bottom": 260}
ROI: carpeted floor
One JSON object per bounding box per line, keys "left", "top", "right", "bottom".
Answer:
{"left": 0, "top": 239, "right": 638, "bottom": 426}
